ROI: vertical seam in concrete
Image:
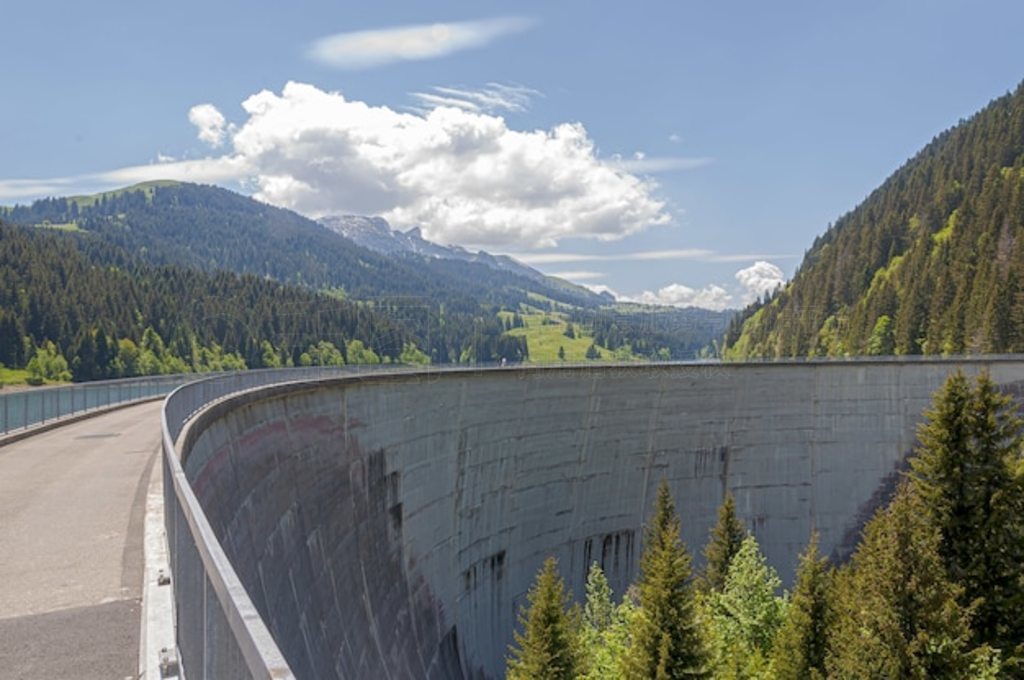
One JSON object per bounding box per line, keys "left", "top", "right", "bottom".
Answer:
{"left": 347, "top": 385, "right": 395, "bottom": 680}
{"left": 398, "top": 393, "right": 432, "bottom": 680}
{"left": 569, "top": 372, "right": 587, "bottom": 585}
{"left": 358, "top": 541, "right": 394, "bottom": 680}
{"left": 645, "top": 373, "right": 665, "bottom": 476}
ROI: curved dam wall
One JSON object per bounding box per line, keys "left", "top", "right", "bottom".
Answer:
{"left": 178, "top": 361, "right": 1024, "bottom": 679}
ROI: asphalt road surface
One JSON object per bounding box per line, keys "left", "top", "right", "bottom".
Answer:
{"left": 0, "top": 400, "right": 163, "bottom": 680}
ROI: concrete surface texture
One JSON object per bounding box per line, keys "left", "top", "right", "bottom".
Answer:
{"left": 180, "top": 361, "right": 1024, "bottom": 679}
{"left": 0, "top": 400, "right": 162, "bottom": 680}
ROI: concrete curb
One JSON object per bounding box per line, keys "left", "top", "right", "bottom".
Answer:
{"left": 139, "top": 456, "right": 179, "bottom": 679}
{"left": 0, "top": 396, "right": 165, "bottom": 450}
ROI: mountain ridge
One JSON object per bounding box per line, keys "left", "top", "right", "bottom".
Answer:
{"left": 723, "top": 80, "right": 1024, "bottom": 358}
{"left": 1, "top": 182, "right": 605, "bottom": 310}
{"left": 1, "top": 182, "right": 730, "bottom": 367}
{"left": 318, "top": 214, "right": 548, "bottom": 284}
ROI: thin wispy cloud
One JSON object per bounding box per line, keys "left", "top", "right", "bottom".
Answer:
{"left": 507, "top": 249, "right": 794, "bottom": 265}
{"left": 407, "top": 92, "right": 480, "bottom": 112}
{"left": 410, "top": 83, "right": 540, "bottom": 114}
{"left": 0, "top": 157, "right": 249, "bottom": 201}
{"left": 549, "top": 271, "right": 604, "bottom": 281}
{"left": 0, "top": 178, "right": 82, "bottom": 200}
{"left": 308, "top": 17, "right": 534, "bottom": 70}
{"left": 611, "top": 155, "right": 714, "bottom": 174}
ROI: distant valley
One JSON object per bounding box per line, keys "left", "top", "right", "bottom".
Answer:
{"left": 0, "top": 182, "right": 729, "bottom": 383}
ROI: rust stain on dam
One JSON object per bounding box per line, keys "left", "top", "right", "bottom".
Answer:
{"left": 178, "top": 361, "right": 1024, "bottom": 679}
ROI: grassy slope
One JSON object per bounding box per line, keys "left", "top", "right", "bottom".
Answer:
{"left": 1, "top": 181, "right": 182, "bottom": 230}
{"left": 65, "top": 180, "right": 182, "bottom": 209}
{"left": 500, "top": 309, "right": 639, "bottom": 362}
{"left": 34, "top": 221, "right": 80, "bottom": 231}
{"left": 0, "top": 367, "right": 47, "bottom": 386}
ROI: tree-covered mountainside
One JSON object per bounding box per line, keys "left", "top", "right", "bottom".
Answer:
{"left": 0, "top": 220, "right": 414, "bottom": 379}
{"left": 1, "top": 182, "right": 730, "bottom": 375}
{"left": 724, "top": 80, "right": 1024, "bottom": 358}
{"left": 1, "top": 182, "right": 602, "bottom": 311}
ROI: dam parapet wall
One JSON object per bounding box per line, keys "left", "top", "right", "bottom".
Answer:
{"left": 171, "top": 360, "right": 1024, "bottom": 679}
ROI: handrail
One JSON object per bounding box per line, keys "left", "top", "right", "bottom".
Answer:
{"left": 0, "top": 372, "right": 199, "bottom": 436}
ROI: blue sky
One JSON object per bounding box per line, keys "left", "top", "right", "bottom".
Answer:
{"left": 3, "top": 1, "right": 1024, "bottom": 309}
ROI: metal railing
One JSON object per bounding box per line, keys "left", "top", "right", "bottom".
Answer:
{"left": 0, "top": 373, "right": 195, "bottom": 436}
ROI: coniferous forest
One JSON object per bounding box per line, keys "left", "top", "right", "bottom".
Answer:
{"left": 724, "top": 80, "right": 1024, "bottom": 358}
{"left": 0, "top": 220, "right": 415, "bottom": 378}
{"left": 0, "top": 183, "right": 728, "bottom": 383}
{"left": 509, "top": 372, "right": 1024, "bottom": 679}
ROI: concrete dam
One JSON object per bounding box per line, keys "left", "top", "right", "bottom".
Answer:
{"left": 171, "top": 360, "right": 1024, "bottom": 679}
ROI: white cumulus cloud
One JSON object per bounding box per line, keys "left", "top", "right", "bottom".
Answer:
{"left": 188, "top": 104, "right": 228, "bottom": 148}
{"left": 0, "top": 157, "right": 248, "bottom": 201}
{"left": 630, "top": 283, "right": 734, "bottom": 311}
{"left": 197, "top": 81, "right": 668, "bottom": 248}
{"left": 308, "top": 17, "right": 533, "bottom": 70}
{"left": 609, "top": 154, "right": 713, "bottom": 174}
{"left": 735, "top": 260, "right": 785, "bottom": 303}
{"left": 0, "top": 82, "right": 673, "bottom": 250}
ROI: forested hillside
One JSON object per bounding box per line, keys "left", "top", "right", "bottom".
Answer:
{"left": 1, "top": 182, "right": 602, "bottom": 311}
{"left": 0, "top": 221, "right": 416, "bottom": 380}
{"left": 0, "top": 183, "right": 728, "bottom": 380}
{"left": 724, "top": 80, "right": 1024, "bottom": 358}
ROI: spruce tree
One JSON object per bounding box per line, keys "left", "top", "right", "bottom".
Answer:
{"left": 705, "top": 534, "right": 786, "bottom": 677}
{"left": 911, "top": 370, "right": 1024, "bottom": 668}
{"left": 771, "top": 532, "right": 833, "bottom": 680}
{"left": 701, "top": 493, "right": 747, "bottom": 592}
{"left": 825, "top": 483, "right": 985, "bottom": 679}
{"left": 626, "top": 480, "right": 709, "bottom": 679}
{"left": 580, "top": 563, "right": 637, "bottom": 679}
{"left": 715, "top": 535, "right": 786, "bottom": 656}
{"left": 584, "top": 562, "right": 614, "bottom": 633}
{"left": 506, "top": 557, "right": 579, "bottom": 680}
